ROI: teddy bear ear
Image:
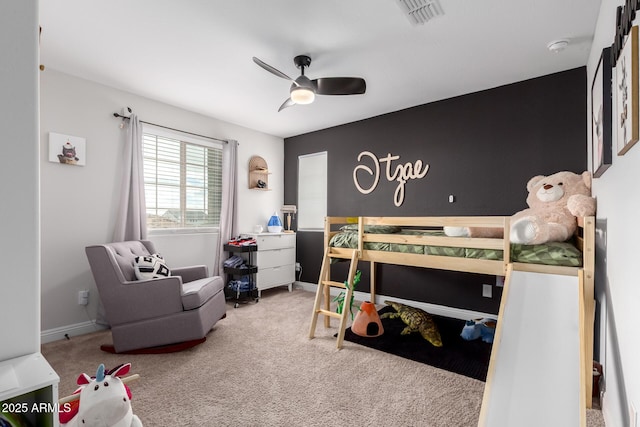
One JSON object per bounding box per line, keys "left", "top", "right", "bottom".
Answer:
{"left": 581, "top": 171, "right": 592, "bottom": 189}
{"left": 526, "top": 175, "right": 546, "bottom": 192}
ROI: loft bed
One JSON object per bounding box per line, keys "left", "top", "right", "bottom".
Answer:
{"left": 325, "top": 216, "right": 593, "bottom": 297}
{"left": 313, "top": 215, "right": 595, "bottom": 409}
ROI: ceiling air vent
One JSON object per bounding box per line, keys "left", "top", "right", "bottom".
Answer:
{"left": 396, "top": 0, "right": 444, "bottom": 26}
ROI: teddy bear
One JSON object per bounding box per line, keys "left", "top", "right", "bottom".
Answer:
{"left": 444, "top": 171, "right": 596, "bottom": 245}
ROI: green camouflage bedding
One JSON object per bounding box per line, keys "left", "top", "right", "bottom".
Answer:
{"left": 329, "top": 228, "right": 583, "bottom": 267}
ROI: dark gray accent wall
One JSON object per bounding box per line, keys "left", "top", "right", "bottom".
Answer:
{"left": 284, "top": 67, "right": 587, "bottom": 314}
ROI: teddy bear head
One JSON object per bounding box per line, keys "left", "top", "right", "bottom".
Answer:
{"left": 525, "top": 171, "right": 592, "bottom": 209}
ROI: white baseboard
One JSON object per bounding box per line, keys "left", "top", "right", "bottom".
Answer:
{"left": 293, "top": 281, "right": 495, "bottom": 320}
{"left": 41, "top": 320, "right": 108, "bottom": 344}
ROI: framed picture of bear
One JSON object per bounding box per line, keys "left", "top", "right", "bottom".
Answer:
{"left": 591, "top": 46, "right": 613, "bottom": 178}
{"left": 48, "top": 132, "right": 86, "bottom": 166}
{"left": 615, "top": 25, "right": 639, "bottom": 156}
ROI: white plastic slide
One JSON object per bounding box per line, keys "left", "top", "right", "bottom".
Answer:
{"left": 478, "top": 268, "right": 585, "bottom": 427}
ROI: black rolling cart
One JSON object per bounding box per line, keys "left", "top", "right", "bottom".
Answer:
{"left": 223, "top": 243, "right": 258, "bottom": 308}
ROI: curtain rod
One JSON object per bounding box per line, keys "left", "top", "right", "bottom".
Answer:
{"left": 113, "top": 112, "right": 229, "bottom": 144}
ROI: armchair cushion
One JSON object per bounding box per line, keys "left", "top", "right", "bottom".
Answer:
{"left": 181, "top": 276, "right": 224, "bottom": 310}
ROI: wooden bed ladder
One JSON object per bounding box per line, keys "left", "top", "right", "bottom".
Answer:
{"left": 308, "top": 247, "right": 359, "bottom": 349}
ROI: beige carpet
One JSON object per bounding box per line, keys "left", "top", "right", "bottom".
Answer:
{"left": 42, "top": 288, "right": 605, "bottom": 426}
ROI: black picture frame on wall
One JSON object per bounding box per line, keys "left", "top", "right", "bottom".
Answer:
{"left": 591, "top": 46, "right": 613, "bottom": 178}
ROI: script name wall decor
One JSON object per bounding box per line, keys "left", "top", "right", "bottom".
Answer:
{"left": 353, "top": 150, "right": 430, "bottom": 207}
{"left": 612, "top": 0, "right": 639, "bottom": 65}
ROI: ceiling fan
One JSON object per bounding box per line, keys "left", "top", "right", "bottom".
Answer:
{"left": 252, "top": 55, "right": 366, "bottom": 112}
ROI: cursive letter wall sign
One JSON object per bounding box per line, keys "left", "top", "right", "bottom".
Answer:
{"left": 352, "top": 151, "right": 429, "bottom": 207}
{"left": 611, "top": 0, "right": 639, "bottom": 65}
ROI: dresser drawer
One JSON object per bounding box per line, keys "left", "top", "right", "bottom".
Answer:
{"left": 255, "top": 248, "right": 295, "bottom": 269}
{"left": 253, "top": 233, "right": 296, "bottom": 250}
{"left": 256, "top": 265, "right": 295, "bottom": 289}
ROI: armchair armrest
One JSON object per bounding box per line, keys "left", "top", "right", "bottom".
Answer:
{"left": 107, "top": 276, "right": 185, "bottom": 325}
{"left": 170, "top": 265, "right": 209, "bottom": 283}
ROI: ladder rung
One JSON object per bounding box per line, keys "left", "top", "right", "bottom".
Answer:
{"left": 321, "top": 280, "right": 347, "bottom": 288}
{"left": 317, "top": 309, "right": 342, "bottom": 319}
{"left": 327, "top": 252, "right": 356, "bottom": 260}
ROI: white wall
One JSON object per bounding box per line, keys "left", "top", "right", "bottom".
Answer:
{"left": 588, "top": 2, "right": 640, "bottom": 426}
{"left": 39, "top": 69, "right": 284, "bottom": 338}
{"left": 0, "top": 0, "right": 40, "bottom": 361}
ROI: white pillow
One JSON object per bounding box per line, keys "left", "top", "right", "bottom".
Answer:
{"left": 133, "top": 253, "right": 171, "bottom": 280}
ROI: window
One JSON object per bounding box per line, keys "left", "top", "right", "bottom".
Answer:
{"left": 142, "top": 125, "right": 223, "bottom": 230}
{"left": 297, "top": 152, "right": 327, "bottom": 230}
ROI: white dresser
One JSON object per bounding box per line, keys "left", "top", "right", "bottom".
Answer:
{"left": 248, "top": 232, "right": 296, "bottom": 297}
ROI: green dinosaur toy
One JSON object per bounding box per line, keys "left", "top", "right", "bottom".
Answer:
{"left": 381, "top": 300, "right": 443, "bottom": 347}
{"left": 333, "top": 270, "right": 361, "bottom": 320}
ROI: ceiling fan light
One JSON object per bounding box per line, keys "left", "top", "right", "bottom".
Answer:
{"left": 291, "top": 87, "right": 315, "bottom": 105}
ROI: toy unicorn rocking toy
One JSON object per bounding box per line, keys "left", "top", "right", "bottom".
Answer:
{"left": 60, "top": 363, "right": 142, "bottom": 427}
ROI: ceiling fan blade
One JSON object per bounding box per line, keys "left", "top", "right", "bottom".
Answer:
{"left": 313, "top": 77, "right": 366, "bottom": 95}
{"left": 278, "top": 98, "right": 295, "bottom": 112}
{"left": 253, "top": 57, "right": 298, "bottom": 85}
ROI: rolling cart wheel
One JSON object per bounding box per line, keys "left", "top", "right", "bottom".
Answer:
{"left": 234, "top": 302, "right": 239, "bottom": 308}
{"left": 255, "top": 298, "right": 259, "bottom": 303}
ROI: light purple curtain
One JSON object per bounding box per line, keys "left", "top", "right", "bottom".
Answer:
{"left": 112, "top": 114, "right": 147, "bottom": 242}
{"left": 215, "top": 139, "right": 238, "bottom": 276}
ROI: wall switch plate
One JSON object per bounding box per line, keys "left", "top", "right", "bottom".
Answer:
{"left": 482, "top": 284, "right": 492, "bottom": 298}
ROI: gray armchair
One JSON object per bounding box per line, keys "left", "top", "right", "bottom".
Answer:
{"left": 85, "top": 240, "right": 226, "bottom": 353}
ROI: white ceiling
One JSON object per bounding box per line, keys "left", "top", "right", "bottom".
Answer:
{"left": 39, "top": 0, "right": 602, "bottom": 138}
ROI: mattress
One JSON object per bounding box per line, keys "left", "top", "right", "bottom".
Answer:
{"left": 329, "top": 225, "right": 583, "bottom": 267}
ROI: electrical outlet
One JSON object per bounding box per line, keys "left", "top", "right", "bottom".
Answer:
{"left": 77, "top": 290, "right": 89, "bottom": 306}
{"left": 295, "top": 262, "right": 301, "bottom": 272}
{"left": 482, "top": 284, "right": 492, "bottom": 298}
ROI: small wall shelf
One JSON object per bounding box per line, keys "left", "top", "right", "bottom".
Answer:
{"left": 248, "top": 155, "right": 271, "bottom": 190}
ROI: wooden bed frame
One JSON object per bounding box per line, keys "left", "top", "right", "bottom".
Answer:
{"left": 316, "top": 215, "right": 595, "bottom": 408}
